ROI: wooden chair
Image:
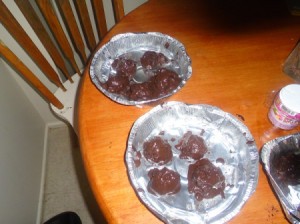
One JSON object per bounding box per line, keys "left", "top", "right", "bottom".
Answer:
{"left": 0, "top": 0, "right": 124, "bottom": 131}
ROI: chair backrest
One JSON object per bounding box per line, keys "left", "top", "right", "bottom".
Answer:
{"left": 0, "top": 0, "right": 124, "bottom": 110}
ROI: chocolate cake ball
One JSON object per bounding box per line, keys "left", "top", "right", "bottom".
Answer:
{"left": 129, "top": 82, "right": 154, "bottom": 101}
{"left": 111, "top": 57, "right": 137, "bottom": 79}
{"left": 102, "top": 52, "right": 180, "bottom": 102}
{"left": 175, "top": 131, "right": 207, "bottom": 160}
{"left": 128, "top": 68, "right": 181, "bottom": 101}
{"left": 188, "top": 158, "right": 225, "bottom": 201}
{"left": 148, "top": 167, "right": 181, "bottom": 195}
{"left": 153, "top": 68, "right": 181, "bottom": 95}
{"left": 157, "top": 52, "right": 169, "bottom": 67}
{"left": 143, "top": 136, "right": 173, "bottom": 165}
{"left": 141, "top": 51, "right": 168, "bottom": 69}
{"left": 101, "top": 72, "right": 130, "bottom": 94}
{"left": 271, "top": 149, "right": 300, "bottom": 186}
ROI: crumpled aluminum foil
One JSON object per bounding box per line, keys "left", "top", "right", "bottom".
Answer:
{"left": 261, "top": 133, "right": 300, "bottom": 224}
{"left": 125, "top": 102, "right": 259, "bottom": 224}
{"left": 90, "top": 32, "right": 192, "bottom": 105}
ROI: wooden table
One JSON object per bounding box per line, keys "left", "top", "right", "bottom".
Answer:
{"left": 78, "top": 0, "right": 300, "bottom": 223}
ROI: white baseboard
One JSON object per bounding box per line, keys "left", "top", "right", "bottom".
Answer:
{"left": 35, "top": 125, "right": 48, "bottom": 224}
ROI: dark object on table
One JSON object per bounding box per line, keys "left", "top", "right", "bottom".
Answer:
{"left": 44, "top": 211, "right": 82, "bottom": 224}
{"left": 283, "top": 40, "right": 300, "bottom": 82}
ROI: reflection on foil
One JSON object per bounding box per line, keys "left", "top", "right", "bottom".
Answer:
{"left": 125, "top": 102, "right": 259, "bottom": 224}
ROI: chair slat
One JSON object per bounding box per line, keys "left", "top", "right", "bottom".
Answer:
{"left": 73, "top": 0, "right": 96, "bottom": 51}
{"left": 1, "top": 0, "right": 126, "bottom": 112}
{"left": 91, "top": 0, "right": 108, "bottom": 39}
{"left": 56, "top": 0, "right": 87, "bottom": 62}
{"left": 113, "top": 0, "right": 125, "bottom": 22}
{"left": 14, "top": 0, "right": 73, "bottom": 83}
{"left": 0, "top": 41, "right": 64, "bottom": 109}
{"left": 36, "top": 0, "right": 81, "bottom": 75}
{"left": 0, "top": 1, "right": 66, "bottom": 91}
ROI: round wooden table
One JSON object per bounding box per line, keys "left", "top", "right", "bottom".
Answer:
{"left": 78, "top": 0, "right": 300, "bottom": 223}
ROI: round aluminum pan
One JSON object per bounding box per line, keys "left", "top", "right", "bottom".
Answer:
{"left": 261, "top": 133, "right": 300, "bottom": 223}
{"left": 125, "top": 102, "right": 259, "bottom": 224}
{"left": 90, "top": 32, "right": 192, "bottom": 105}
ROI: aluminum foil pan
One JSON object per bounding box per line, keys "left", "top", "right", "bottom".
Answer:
{"left": 261, "top": 133, "right": 300, "bottom": 223}
{"left": 125, "top": 102, "right": 259, "bottom": 224}
{"left": 90, "top": 32, "right": 192, "bottom": 105}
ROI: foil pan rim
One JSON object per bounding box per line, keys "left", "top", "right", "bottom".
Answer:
{"left": 126, "top": 101, "right": 259, "bottom": 224}
{"left": 89, "top": 32, "right": 192, "bottom": 105}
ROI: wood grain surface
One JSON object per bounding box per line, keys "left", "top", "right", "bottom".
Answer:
{"left": 78, "top": 0, "right": 300, "bottom": 223}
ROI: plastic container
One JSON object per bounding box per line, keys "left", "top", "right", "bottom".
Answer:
{"left": 268, "top": 84, "right": 300, "bottom": 130}
{"left": 286, "top": 0, "right": 300, "bottom": 16}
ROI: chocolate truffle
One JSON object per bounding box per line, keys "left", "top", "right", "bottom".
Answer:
{"left": 188, "top": 158, "right": 225, "bottom": 201}
{"left": 143, "top": 136, "right": 173, "bottom": 165}
{"left": 141, "top": 51, "right": 168, "bottom": 70}
{"left": 153, "top": 68, "right": 181, "bottom": 95}
{"left": 111, "top": 57, "right": 136, "bottom": 78}
{"left": 175, "top": 131, "right": 207, "bottom": 160}
{"left": 129, "top": 82, "right": 154, "bottom": 101}
{"left": 102, "top": 52, "right": 180, "bottom": 102}
{"left": 128, "top": 68, "right": 181, "bottom": 101}
{"left": 272, "top": 149, "right": 300, "bottom": 186}
{"left": 148, "top": 167, "right": 181, "bottom": 195}
{"left": 101, "top": 72, "right": 130, "bottom": 94}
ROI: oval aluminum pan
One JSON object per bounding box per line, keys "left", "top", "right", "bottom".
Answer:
{"left": 261, "top": 133, "right": 300, "bottom": 223}
{"left": 90, "top": 32, "right": 192, "bottom": 105}
{"left": 125, "top": 102, "right": 259, "bottom": 224}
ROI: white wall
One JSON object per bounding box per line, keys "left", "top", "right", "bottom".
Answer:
{"left": 103, "top": 0, "right": 148, "bottom": 29}
{"left": 123, "top": 0, "right": 148, "bottom": 14}
{"left": 0, "top": 60, "right": 46, "bottom": 224}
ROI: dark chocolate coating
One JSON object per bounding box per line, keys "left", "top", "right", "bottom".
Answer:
{"left": 175, "top": 131, "right": 207, "bottom": 160}
{"left": 129, "top": 82, "right": 154, "bottom": 101}
{"left": 148, "top": 167, "right": 181, "bottom": 195}
{"left": 143, "top": 136, "right": 173, "bottom": 165}
{"left": 140, "top": 51, "right": 168, "bottom": 70}
{"left": 153, "top": 68, "right": 181, "bottom": 95}
{"left": 128, "top": 68, "right": 181, "bottom": 101}
{"left": 188, "top": 158, "right": 225, "bottom": 201}
{"left": 111, "top": 57, "right": 137, "bottom": 78}
{"left": 103, "top": 53, "right": 180, "bottom": 101}
{"left": 101, "top": 73, "right": 130, "bottom": 94}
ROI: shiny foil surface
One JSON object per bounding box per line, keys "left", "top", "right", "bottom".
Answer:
{"left": 261, "top": 133, "right": 300, "bottom": 223}
{"left": 89, "top": 32, "right": 192, "bottom": 105}
{"left": 125, "top": 102, "right": 259, "bottom": 224}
